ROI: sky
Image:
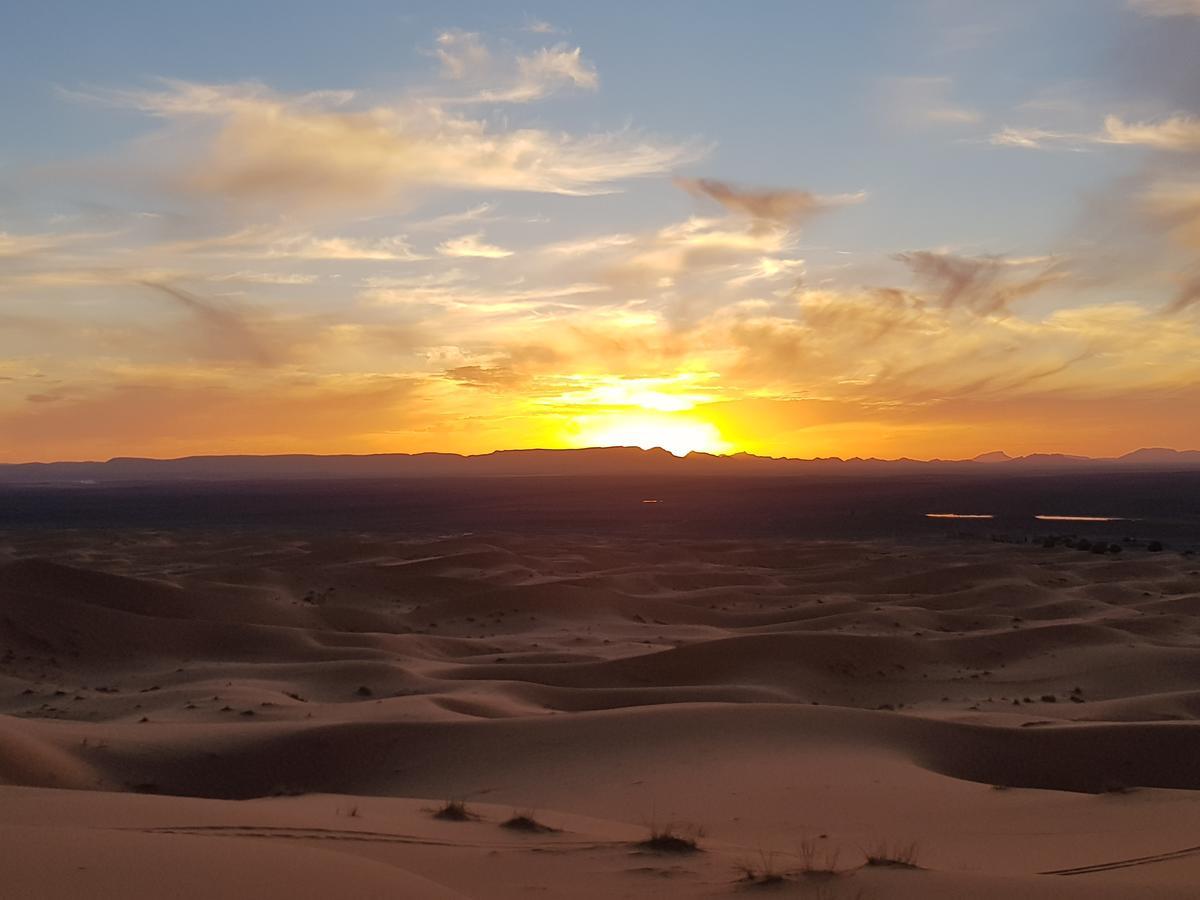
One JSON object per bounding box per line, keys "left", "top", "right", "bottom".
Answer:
{"left": 1, "top": 0, "right": 1199, "bottom": 462}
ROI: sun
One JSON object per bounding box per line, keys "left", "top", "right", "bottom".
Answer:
{"left": 573, "top": 413, "right": 732, "bottom": 457}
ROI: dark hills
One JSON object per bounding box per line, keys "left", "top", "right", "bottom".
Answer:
{"left": 3, "top": 445, "right": 1200, "bottom": 485}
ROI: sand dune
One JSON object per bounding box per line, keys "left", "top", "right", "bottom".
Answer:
{"left": 3, "top": 531, "right": 1200, "bottom": 897}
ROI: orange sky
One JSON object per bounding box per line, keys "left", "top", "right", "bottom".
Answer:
{"left": 2, "top": 7, "right": 1199, "bottom": 462}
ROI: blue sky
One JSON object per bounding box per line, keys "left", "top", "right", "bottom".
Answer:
{"left": 1, "top": 1, "right": 1198, "bottom": 460}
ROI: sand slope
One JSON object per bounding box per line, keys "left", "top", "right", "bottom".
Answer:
{"left": 2, "top": 531, "right": 1200, "bottom": 897}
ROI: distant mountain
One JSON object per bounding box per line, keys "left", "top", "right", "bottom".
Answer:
{"left": 1119, "top": 447, "right": 1200, "bottom": 465}
{"left": 973, "top": 450, "right": 1013, "bottom": 463}
{"left": 2, "top": 446, "right": 1200, "bottom": 485}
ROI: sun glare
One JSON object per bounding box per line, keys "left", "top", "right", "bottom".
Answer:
{"left": 574, "top": 414, "right": 732, "bottom": 457}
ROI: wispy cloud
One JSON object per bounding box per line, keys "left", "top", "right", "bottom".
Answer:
{"left": 138, "top": 281, "right": 279, "bottom": 366}
{"left": 893, "top": 251, "right": 1065, "bottom": 315}
{"left": 437, "top": 232, "right": 514, "bottom": 259}
{"left": 1128, "top": 0, "right": 1200, "bottom": 16}
{"left": 881, "top": 76, "right": 982, "bottom": 127}
{"left": 67, "top": 77, "right": 701, "bottom": 209}
{"left": 991, "top": 114, "right": 1200, "bottom": 151}
{"left": 676, "top": 178, "right": 866, "bottom": 227}
{"left": 163, "top": 226, "right": 427, "bottom": 261}
{"left": 522, "top": 19, "right": 563, "bottom": 35}
{"left": 432, "top": 30, "right": 597, "bottom": 103}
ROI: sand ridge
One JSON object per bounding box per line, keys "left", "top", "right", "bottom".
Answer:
{"left": 2, "top": 530, "right": 1200, "bottom": 897}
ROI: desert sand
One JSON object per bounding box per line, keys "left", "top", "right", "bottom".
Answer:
{"left": 3, "top": 529, "right": 1200, "bottom": 898}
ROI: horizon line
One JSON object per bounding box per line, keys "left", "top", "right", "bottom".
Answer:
{"left": 5, "top": 444, "right": 1200, "bottom": 468}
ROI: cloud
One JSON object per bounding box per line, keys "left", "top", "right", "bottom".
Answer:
{"left": 206, "top": 271, "right": 319, "bottom": 285}
{"left": 881, "top": 76, "right": 982, "bottom": 127}
{"left": 1141, "top": 177, "right": 1200, "bottom": 247}
{"left": 1103, "top": 114, "right": 1200, "bottom": 150}
{"left": 163, "top": 227, "right": 426, "bottom": 260}
{"left": 1165, "top": 273, "right": 1200, "bottom": 313}
{"left": 437, "top": 232, "right": 514, "bottom": 259}
{"left": 443, "top": 365, "right": 526, "bottom": 389}
{"left": 70, "top": 79, "right": 701, "bottom": 208}
{"left": 432, "top": 30, "right": 493, "bottom": 80}
{"left": 431, "top": 30, "right": 597, "bottom": 103}
{"left": 676, "top": 178, "right": 865, "bottom": 226}
{"left": 988, "top": 126, "right": 1090, "bottom": 150}
{"left": 361, "top": 277, "right": 609, "bottom": 315}
{"left": 138, "top": 281, "right": 279, "bottom": 366}
{"left": 893, "top": 251, "right": 1065, "bottom": 315}
{"left": 1139, "top": 177, "right": 1200, "bottom": 312}
{"left": 514, "top": 45, "right": 598, "bottom": 96}
{"left": 603, "top": 216, "right": 794, "bottom": 289}
{"left": 541, "top": 233, "right": 636, "bottom": 256}
{"left": 0, "top": 230, "right": 108, "bottom": 258}
{"left": 990, "top": 114, "right": 1200, "bottom": 151}
{"left": 1129, "top": 0, "right": 1200, "bottom": 16}
{"left": 523, "top": 19, "right": 562, "bottom": 35}
{"left": 0, "top": 232, "right": 63, "bottom": 258}
{"left": 408, "top": 202, "right": 498, "bottom": 231}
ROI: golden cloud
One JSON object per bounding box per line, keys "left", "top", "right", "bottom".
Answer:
{"left": 71, "top": 79, "right": 701, "bottom": 209}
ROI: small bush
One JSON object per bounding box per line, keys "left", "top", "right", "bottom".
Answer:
{"left": 862, "top": 840, "right": 921, "bottom": 869}
{"left": 432, "top": 799, "right": 474, "bottom": 821}
{"left": 636, "top": 822, "right": 702, "bottom": 854}
{"left": 796, "top": 838, "right": 842, "bottom": 875}
{"left": 501, "top": 811, "right": 557, "bottom": 833}
{"left": 735, "top": 849, "right": 786, "bottom": 886}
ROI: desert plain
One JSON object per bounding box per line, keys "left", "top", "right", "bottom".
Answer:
{"left": 3, "top": 492, "right": 1200, "bottom": 898}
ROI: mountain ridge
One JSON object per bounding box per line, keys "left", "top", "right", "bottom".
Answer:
{"left": 3, "top": 445, "right": 1200, "bottom": 484}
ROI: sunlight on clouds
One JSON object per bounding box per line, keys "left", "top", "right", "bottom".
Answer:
{"left": 990, "top": 115, "right": 1200, "bottom": 152}
{"left": 70, "top": 77, "right": 700, "bottom": 208}
{"left": 548, "top": 373, "right": 719, "bottom": 413}
{"left": 7, "top": 15, "right": 1200, "bottom": 463}
{"left": 437, "top": 233, "right": 513, "bottom": 258}
{"left": 433, "top": 30, "right": 597, "bottom": 103}
{"left": 572, "top": 412, "right": 731, "bottom": 457}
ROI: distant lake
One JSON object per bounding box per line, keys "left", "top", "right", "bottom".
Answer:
{"left": 925, "top": 512, "right": 1128, "bottom": 523}
{"left": 1034, "top": 515, "right": 1128, "bottom": 522}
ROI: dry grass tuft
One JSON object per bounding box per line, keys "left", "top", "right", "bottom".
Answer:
{"left": 431, "top": 799, "right": 474, "bottom": 822}
{"left": 735, "top": 849, "right": 787, "bottom": 886}
{"left": 636, "top": 820, "right": 703, "bottom": 854}
{"left": 862, "top": 839, "right": 921, "bottom": 868}
{"left": 501, "top": 810, "right": 558, "bottom": 833}
{"left": 796, "top": 838, "right": 844, "bottom": 876}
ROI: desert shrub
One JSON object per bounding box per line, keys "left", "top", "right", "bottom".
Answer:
{"left": 862, "top": 840, "right": 921, "bottom": 868}
{"left": 796, "top": 838, "right": 842, "bottom": 875}
{"left": 432, "top": 799, "right": 474, "bottom": 821}
{"left": 501, "top": 811, "right": 557, "bottom": 833}
{"left": 735, "top": 849, "right": 786, "bottom": 885}
{"left": 636, "top": 821, "right": 702, "bottom": 854}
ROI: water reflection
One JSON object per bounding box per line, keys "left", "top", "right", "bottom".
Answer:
{"left": 1035, "top": 515, "right": 1127, "bottom": 522}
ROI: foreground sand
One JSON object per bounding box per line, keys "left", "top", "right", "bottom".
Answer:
{"left": 2, "top": 530, "right": 1200, "bottom": 897}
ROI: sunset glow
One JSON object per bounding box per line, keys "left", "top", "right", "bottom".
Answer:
{"left": 2, "top": 3, "right": 1199, "bottom": 463}
{"left": 573, "top": 413, "right": 731, "bottom": 458}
